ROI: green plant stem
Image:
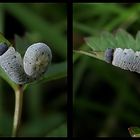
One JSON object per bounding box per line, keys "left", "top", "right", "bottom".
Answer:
{"left": 12, "top": 85, "right": 24, "bottom": 137}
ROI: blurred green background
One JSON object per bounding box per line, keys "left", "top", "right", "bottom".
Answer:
{"left": 0, "top": 3, "right": 67, "bottom": 137}
{"left": 73, "top": 3, "right": 140, "bottom": 137}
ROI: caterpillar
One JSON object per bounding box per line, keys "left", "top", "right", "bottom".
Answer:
{"left": 105, "top": 48, "right": 140, "bottom": 73}
{"left": 0, "top": 42, "right": 52, "bottom": 84}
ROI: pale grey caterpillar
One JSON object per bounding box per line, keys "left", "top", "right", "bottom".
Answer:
{"left": 105, "top": 48, "right": 140, "bottom": 73}
{"left": 0, "top": 42, "right": 52, "bottom": 84}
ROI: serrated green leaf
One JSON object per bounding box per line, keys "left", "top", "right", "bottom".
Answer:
{"left": 85, "top": 29, "right": 137, "bottom": 53}
{"left": 128, "top": 127, "right": 140, "bottom": 137}
{"left": 85, "top": 37, "right": 102, "bottom": 51}
{"left": 100, "top": 31, "right": 117, "bottom": 49}
{"left": 136, "top": 31, "right": 140, "bottom": 50}
{"left": 80, "top": 29, "right": 140, "bottom": 61}
{"left": 85, "top": 31, "right": 117, "bottom": 51}
{"left": 115, "top": 29, "right": 135, "bottom": 49}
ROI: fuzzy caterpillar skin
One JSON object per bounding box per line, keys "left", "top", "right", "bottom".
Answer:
{"left": 105, "top": 48, "right": 140, "bottom": 73}
{"left": 23, "top": 43, "right": 52, "bottom": 79}
{"left": 0, "top": 42, "right": 52, "bottom": 84}
{"left": 0, "top": 47, "right": 30, "bottom": 84}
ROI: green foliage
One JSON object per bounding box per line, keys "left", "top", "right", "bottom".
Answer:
{"left": 128, "top": 127, "right": 140, "bottom": 137}
{"left": 3, "top": 3, "right": 67, "bottom": 59}
{"left": 19, "top": 113, "right": 66, "bottom": 137}
{"left": 115, "top": 29, "right": 135, "bottom": 49}
{"left": 73, "top": 3, "right": 140, "bottom": 137}
{"left": 74, "top": 29, "right": 140, "bottom": 62}
{"left": 85, "top": 32, "right": 116, "bottom": 51}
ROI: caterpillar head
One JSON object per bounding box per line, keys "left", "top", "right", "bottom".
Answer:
{"left": 0, "top": 42, "right": 52, "bottom": 84}
{"left": 104, "top": 48, "right": 114, "bottom": 63}
{"left": 0, "top": 42, "right": 8, "bottom": 56}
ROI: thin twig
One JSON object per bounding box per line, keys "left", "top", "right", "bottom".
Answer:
{"left": 12, "top": 85, "right": 24, "bottom": 137}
